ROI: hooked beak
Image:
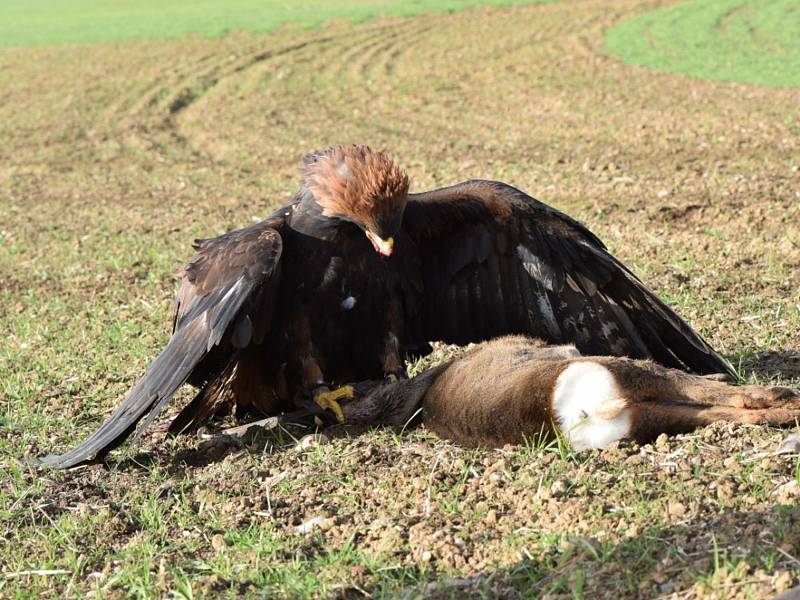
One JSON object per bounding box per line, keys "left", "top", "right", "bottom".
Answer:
{"left": 365, "top": 231, "right": 394, "bottom": 257}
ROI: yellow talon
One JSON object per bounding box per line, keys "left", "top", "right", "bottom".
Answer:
{"left": 313, "top": 385, "right": 352, "bottom": 425}
{"left": 386, "top": 374, "right": 399, "bottom": 383}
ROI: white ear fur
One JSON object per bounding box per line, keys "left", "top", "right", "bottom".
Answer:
{"left": 552, "top": 361, "right": 632, "bottom": 450}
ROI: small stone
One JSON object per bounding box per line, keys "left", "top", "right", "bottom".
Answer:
{"left": 458, "top": 159, "right": 476, "bottom": 172}
{"left": 658, "top": 581, "right": 676, "bottom": 594}
{"left": 318, "top": 517, "right": 336, "bottom": 532}
{"left": 294, "top": 434, "right": 329, "bottom": 451}
{"left": 716, "top": 483, "right": 735, "bottom": 502}
{"left": 773, "top": 572, "right": 795, "bottom": 594}
{"left": 294, "top": 516, "right": 326, "bottom": 534}
{"left": 667, "top": 501, "right": 686, "bottom": 517}
{"left": 625, "top": 454, "right": 643, "bottom": 466}
{"left": 775, "top": 435, "right": 800, "bottom": 455}
{"left": 655, "top": 434, "right": 670, "bottom": 452}
{"left": 773, "top": 480, "right": 799, "bottom": 502}
{"left": 652, "top": 568, "right": 669, "bottom": 584}
{"left": 210, "top": 534, "right": 227, "bottom": 552}
{"left": 375, "top": 528, "right": 403, "bottom": 554}
{"left": 550, "top": 479, "right": 569, "bottom": 497}
{"left": 421, "top": 550, "right": 433, "bottom": 562}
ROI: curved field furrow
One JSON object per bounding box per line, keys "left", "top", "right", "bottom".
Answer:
{"left": 171, "top": 21, "right": 439, "bottom": 165}
{"left": 346, "top": 24, "right": 434, "bottom": 83}
{"left": 100, "top": 48, "right": 229, "bottom": 120}
{"left": 115, "top": 38, "right": 334, "bottom": 122}
{"left": 170, "top": 28, "right": 409, "bottom": 162}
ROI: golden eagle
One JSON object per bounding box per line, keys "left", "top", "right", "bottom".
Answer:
{"left": 40, "top": 145, "right": 733, "bottom": 468}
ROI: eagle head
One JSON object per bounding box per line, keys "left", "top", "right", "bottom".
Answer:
{"left": 301, "top": 145, "right": 409, "bottom": 257}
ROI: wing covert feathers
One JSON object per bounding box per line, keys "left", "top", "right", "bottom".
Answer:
{"left": 402, "top": 180, "right": 733, "bottom": 377}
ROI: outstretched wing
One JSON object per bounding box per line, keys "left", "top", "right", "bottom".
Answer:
{"left": 400, "top": 180, "right": 733, "bottom": 376}
{"left": 38, "top": 220, "right": 284, "bottom": 468}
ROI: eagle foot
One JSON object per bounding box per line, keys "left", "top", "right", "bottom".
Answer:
{"left": 313, "top": 385, "right": 353, "bottom": 426}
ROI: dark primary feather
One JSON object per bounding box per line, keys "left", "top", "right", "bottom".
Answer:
{"left": 38, "top": 222, "right": 283, "bottom": 468}
{"left": 401, "top": 180, "right": 734, "bottom": 377}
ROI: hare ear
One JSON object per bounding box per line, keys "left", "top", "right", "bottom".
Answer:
{"left": 552, "top": 361, "right": 632, "bottom": 450}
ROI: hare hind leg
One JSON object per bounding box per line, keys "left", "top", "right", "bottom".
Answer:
{"left": 598, "top": 358, "right": 800, "bottom": 443}
{"left": 595, "top": 357, "right": 800, "bottom": 409}
{"left": 554, "top": 357, "right": 800, "bottom": 448}
{"left": 628, "top": 402, "right": 800, "bottom": 444}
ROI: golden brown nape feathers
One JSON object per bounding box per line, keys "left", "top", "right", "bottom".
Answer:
{"left": 301, "top": 145, "right": 409, "bottom": 247}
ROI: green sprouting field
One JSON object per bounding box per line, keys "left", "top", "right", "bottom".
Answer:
{"left": 605, "top": 0, "right": 800, "bottom": 89}
{"left": 0, "top": 0, "right": 545, "bottom": 46}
